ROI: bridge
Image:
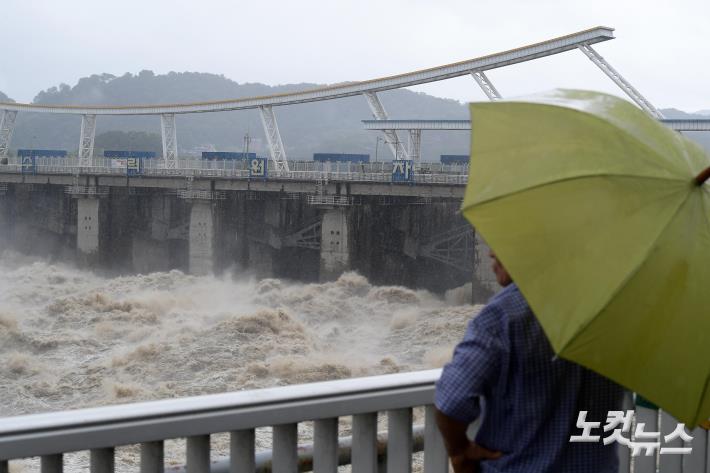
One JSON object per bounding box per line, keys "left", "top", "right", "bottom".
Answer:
{"left": 0, "top": 25, "right": 701, "bottom": 298}
{"left": 4, "top": 25, "right": 704, "bottom": 174}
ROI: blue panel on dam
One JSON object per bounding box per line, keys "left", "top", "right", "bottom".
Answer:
{"left": 440, "top": 154, "right": 469, "bottom": 165}
{"left": 249, "top": 157, "right": 267, "bottom": 178}
{"left": 313, "top": 153, "right": 370, "bottom": 163}
{"left": 392, "top": 160, "right": 414, "bottom": 183}
{"left": 202, "top": 151, "right": 256, "bottom": 160}
{"left": 126, "top": 157, "right": 143, "bottom": 176}
{"left": 20, "top": 156, "right": 36, "bottom": 174}
{"left": 17, "top": 149, "right": 67, "bottom": 158}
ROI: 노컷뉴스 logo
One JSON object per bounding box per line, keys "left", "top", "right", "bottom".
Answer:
{"left": 570, "top": 411, "right": 693, "bottom": 456}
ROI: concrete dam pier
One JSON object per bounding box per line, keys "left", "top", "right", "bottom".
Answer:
{"left": 0, "top": 177, "right": 497, "bottom": 301}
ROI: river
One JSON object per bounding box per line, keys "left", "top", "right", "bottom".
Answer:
{"left": 0, "top": 249, "right": 479, "bottom": 471}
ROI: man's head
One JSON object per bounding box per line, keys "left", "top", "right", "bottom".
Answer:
{"left": 489, "top": 250, "right": 512, "bottom": 287}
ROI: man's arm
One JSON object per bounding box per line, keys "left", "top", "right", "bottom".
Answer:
{"left": 435, "top": 303, "right": 505, "bottom": 421}
{"left": 434, "top": 303, "right": 507, "bottom": 472}
{"left": 435, "top": 407, "right": 502, "bottom": 473}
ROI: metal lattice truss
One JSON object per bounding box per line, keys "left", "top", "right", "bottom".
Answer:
{"left": 471, "top": 71, "right": 502, "bottom": 100}
{"left": 252, "top": 219, "right": 321, "bottom": 250}
{"left": 78, "top": 114, "right": 97, "bottom": 166}
{"left": 364, "top": 92, "right": 409, "bottom": 160}
{"left": 0, "top": 27, "right": 616, "bottom": 116}
{"left": 64, "top": 185, "right": 109, "bottom": 197}
{"left": 161, "top": 113, "right": 178, "bottom": 169}
{"left": 259, "top": 105, "right": 289, "bottom": 171}
{"left": 307, "top": 195, "right": 354, "bottom": 206}
{"left": 363, "top": 119, "right": 710, "bottom": 132}
{"left": 418, "top": 224, "right": 475, "bottom": 273}
{"left": 281, "top": 220, "right": 322, "bottom": 249}
{"left": 0, "top": 110, "right": 17, "bottom": 157}
{"left": 165, "top": 221, "right": 189, "bottom": 240}
{"left": 0, "top": 27, "right": 674, "bottom": 166}
{"left": 577, "top": 43, "right": 664, "bottom": 119}
{"left": 407, "top": 129, "right": 421, "bottom": 166}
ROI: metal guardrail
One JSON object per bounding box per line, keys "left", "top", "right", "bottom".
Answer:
{"left": 167, "top": 426, "right": 427, "bottom": 473}
{"left": 175, "top": 189, "right": 227, "bottom": 200}
{"left": 0, "top": 158, "right": 469, "bottom": 186}
{"left": 0, "top": 370, "right": 448, "bottom": 473}
{"left": 306, "top": 195, "right": 355, "bottom": 206}
{"left": 64, "top": 185, "right": 110, "bottom": 197}
{"left": 0, "top": 369, "right": 708, "bottom": 473}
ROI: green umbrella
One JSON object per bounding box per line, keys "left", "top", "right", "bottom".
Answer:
{"left": 463, "top": 89, "right": 710, "bottom": 426}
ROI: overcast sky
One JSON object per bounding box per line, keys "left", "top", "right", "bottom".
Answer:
{"left": 1, "top": 0, "right": 708, "bottom": 112}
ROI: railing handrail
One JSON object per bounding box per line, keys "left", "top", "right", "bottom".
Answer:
{"left": 0, "top": 163, "right": 469, "bottom": 186}
{"left": 0, "top": 369, "right": 441, "bottom": 459}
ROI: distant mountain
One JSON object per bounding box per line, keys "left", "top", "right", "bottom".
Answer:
{"left": 0, "top": 91, "right": 13, "bottom": 103}
{"left": 7, "top": 71, "right": 469, "bottom": 160}
{"left": 694, "top": 110, "right": 710, "bottom": 116}
{"left": 4, "top": 74, "right": 709, "bottom": 157}
{"left": 661, "top": 108, "right": 707, "bottom": 119}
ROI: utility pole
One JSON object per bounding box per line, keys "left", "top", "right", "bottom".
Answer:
{"left": 243, "top": 132, "right": 251, "bottom": 157}
{"left": 375, "top": 136, "right": 383, "bottom": 163}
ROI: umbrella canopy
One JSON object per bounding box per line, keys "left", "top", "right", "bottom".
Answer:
{"left": 463, "top": 89, "right": 710, "bottom": 426}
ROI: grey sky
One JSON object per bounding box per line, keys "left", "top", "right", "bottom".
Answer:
{"left": 1, "top": 0, "right": 708, "bottom": 111}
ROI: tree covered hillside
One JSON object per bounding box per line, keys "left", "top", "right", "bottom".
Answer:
{"left": 4, "top": 74, "right": 710, "bottom": 157}
{"left": 7, "top": 71, "right": 470, "bottom": 160}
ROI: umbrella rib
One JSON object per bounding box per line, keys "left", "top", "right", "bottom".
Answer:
{"left": 557, "top": 189, "right": 692, "bottom": 358}
{"left": 691, "top": 374, "right": 710, "bottom": 426}
{"left": 469, "top": 172, "right": 686, "bottom": 207}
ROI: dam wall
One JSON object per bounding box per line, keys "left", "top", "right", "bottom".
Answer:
{"left": 0, "top": 183, "right": 498, "bottom": 301}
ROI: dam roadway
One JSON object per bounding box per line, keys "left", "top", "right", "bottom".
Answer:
{"left": 0, "top": 161, "right": 466, "bottom": 198}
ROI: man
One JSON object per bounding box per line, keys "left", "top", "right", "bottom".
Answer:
{"left": 435, "top": 251, "right": 623, "bottom": 473}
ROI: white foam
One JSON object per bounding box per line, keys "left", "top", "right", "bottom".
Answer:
{"left": 0, "top": 248, "right": 479, "bottom": 415}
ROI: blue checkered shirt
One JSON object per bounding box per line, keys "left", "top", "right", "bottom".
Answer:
{"left": 435, "top": 283, "right": 623, "bottom": 473}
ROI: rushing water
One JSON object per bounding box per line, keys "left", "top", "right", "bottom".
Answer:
{"left": 0, "top": 249, "right": 480, "bottom": 470}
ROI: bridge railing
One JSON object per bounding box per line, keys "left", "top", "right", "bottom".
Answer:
{"left": 0, "top": 157, "right": 469, "bottom": 185}
{"left": 0, "top": 370, "right": 448, "bottom": 473}
{"left": 0, "top": 369, "right": 707, "bottom": 473}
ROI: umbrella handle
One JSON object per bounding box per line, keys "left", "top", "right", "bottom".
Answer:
{"left": 695, "top": 166, "right": 710, "bottom": 185}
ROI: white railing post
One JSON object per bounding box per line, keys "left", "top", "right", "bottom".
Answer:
{"left": 140, "top": 441, "right": 164, "bottom": 473}
{"left": 41, "top": 454, "right": 63, "bottom": 473}
{"left": 632, "top": 406, "right": 659, "bottom": 473}
{"left": 387, "top": 409, "right": 412, "bottom": 473}
{"left": 352, "top": 413, "right": 378, "bottom": 473}
{"left": 90, "top": 448, "right": 115, "bottom": 473}
{"left": 617, "top": 392, "right": 632, "bottom": 473}
{"left": 314, "top": 418, "right": 338, "bottom": 473}
{"left": 186, "top": 435, "right": 210, "bottom": 473}
{"left": 273, "top": 424, "right": 298, "bottom": 473}
{"left": 423, "top": 405, "right": 448, "bottom": 473}
{"left": 230, "top": 429, "right": 255, "bottom": 473}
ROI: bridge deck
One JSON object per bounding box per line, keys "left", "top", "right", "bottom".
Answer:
{"left": 0, "top": 27, "right": 614, "bottom": 115}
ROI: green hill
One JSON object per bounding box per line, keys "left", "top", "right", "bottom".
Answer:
{"left": 6, "top": 71, "right": 469, "bottom": 160}
{"left": 3, "top": 74, "right": 709, "bottom": 157}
